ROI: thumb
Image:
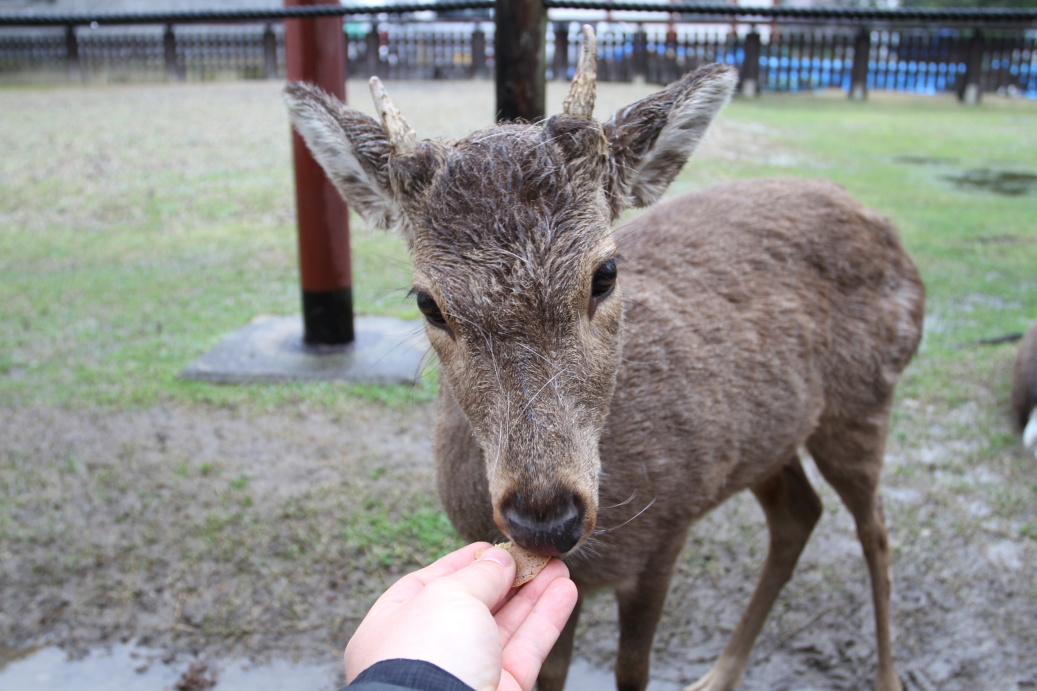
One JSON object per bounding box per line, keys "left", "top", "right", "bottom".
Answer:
{"left": 442, "top": 545, "right": 516, "bottom": 609}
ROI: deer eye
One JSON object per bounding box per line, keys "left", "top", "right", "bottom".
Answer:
{"left": 591, "top": 259, "right": 617, "bottom": 300}
{"left": 416, "top": 291, "right": 449, "bottom": 330}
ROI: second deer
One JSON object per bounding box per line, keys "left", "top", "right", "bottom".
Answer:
{"left": 1013, "top": 320, "right": 1037, "bottom": 458}
{"left": 285, "top": 27, "right": 924, "bottom": 691}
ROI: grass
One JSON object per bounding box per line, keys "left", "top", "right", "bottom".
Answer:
{"left": 1, "top": 84, "right": 1035, "bottom": 416}
{"left": 0, "top": 210, "right": 430, "bottom": 408}
{"left": 341, "top": 496, "right": 462, "bottom": 568}
{"left": 0, "top": 82, "right": 431, "bottom": 411}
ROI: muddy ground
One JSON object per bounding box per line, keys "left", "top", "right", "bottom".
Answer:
{"left": 1, "top": 81, "right": 1036, "bottom": 690}
{"left": 2, "top": 391, "right": 1036, "bottom": 690}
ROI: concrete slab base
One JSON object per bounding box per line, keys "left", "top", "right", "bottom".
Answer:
{"left": 179, "top": 314, "right": 430, "bottom": 385}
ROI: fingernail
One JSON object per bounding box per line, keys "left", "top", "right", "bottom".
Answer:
{"left": 477, "top": 546, "right": 512, "bottom": 568}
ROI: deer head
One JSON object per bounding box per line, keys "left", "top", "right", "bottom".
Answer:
{"left": 284, "top": 28, "right": 737, "bottom": 556}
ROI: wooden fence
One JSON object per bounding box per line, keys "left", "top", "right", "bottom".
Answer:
{"left": 1, "top": 21, "right": 1035, "bottom": 99}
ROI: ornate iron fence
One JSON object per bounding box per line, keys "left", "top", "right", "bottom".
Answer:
{"left": 1, "top": 11, "right": 1035, "bottom": 98}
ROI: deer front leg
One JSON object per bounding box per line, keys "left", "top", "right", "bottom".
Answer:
{"left": 686, "top": 456, "right": 822, "bottom": 691}
{"left": 536, "top": 593, "right": 582, "bottom": 691}
{"left": 615, "top": 535, "right": 689, "bottom": 691}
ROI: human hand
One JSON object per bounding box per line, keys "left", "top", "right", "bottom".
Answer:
{"left": 344, "top": 542, "right": 578, "bottom": 691}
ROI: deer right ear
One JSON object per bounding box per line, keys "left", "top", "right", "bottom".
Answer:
{"left": 603, "top": 64, "right": 738, "bottom": 217}
{"left": 283, "top": 82, "right": 396, "bottom": 231}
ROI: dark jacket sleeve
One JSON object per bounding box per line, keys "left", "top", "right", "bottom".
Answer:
{"left": 343, "top": 659, "right": 475, "bottom": 691}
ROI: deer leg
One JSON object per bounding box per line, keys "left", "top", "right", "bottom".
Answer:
{"left": 808, "top": 416, "right": 903, "bottom": 691}
{"left": 536, "top": 592, "right": 582, "bottom": 691}
{"left": 686, "top": 454, "right": 822, "bottom": 691}
{"left": 615, "top": 534, "right": 689, "bottom": 691}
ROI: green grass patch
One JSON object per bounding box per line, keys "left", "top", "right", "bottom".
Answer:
{"left": 341, "top": 496, "right": 463, "bottom": 569}
{"left": 0, "top": 211, "right": 426, "bottom": 409}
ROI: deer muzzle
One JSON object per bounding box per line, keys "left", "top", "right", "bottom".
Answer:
{"left": 499, "top": 489, "right": 587, "bottom": 557}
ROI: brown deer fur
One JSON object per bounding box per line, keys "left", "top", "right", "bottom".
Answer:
{"left": 284, "top": 34, "right": 924, "bottom": 691}
{"left": 1013, "top": 320, "right": 1037, "bottom": 458}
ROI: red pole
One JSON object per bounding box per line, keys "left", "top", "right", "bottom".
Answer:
{"left": 285, "top": 0, "right": 354, "bottom": 345}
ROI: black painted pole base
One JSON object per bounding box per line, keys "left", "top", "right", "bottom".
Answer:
{"left": 302, "top": 288, "right": 355, "bottom": 346}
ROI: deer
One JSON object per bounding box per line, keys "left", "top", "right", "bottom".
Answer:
{"left": 284, "top": 27, "right": 924, "bottom": 691}
{"left": 1013, "top": 320, "right": 1037, "bottom": 459}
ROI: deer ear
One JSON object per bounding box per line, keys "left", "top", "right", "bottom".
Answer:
{"left": 283, "top": 82, "right": 396, "bottom": 231}
{"left": 603, "top": 63, "right": 738, "bottom": 216}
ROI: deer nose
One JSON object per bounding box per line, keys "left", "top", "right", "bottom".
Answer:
{"left": 500, "top": 491, "right": 585, "bottom": 557}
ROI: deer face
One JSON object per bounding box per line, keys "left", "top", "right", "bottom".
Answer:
{"left": 405, "top": 119, "right": 622, "bottom": 555}
{"left": 284, "top": 28, "right": 737, "bottom": 555}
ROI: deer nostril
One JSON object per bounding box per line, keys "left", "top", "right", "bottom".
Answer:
{"left": 501, "top": 491, "right": 585, "bottom": 557}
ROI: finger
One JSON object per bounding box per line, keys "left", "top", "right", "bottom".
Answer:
{"left": 406, "top": 542, "right": 495, "bottom": 585}
{"left": 491, "top": 553, "right": 568, "bottom": 616}
{"left": 500, "top": 577, "right": 579, "bottom": 691}
{"left": 430, "top": 545, "right": 516, "bottom": 611}
{"left": 368, "top": 542, "right": 493, "bottom": 611}
{"left": 494, "top": 558, "right": 570, "bottom": 646}
{"left": 490, "top": 585, "right": 518, "bottom": 617}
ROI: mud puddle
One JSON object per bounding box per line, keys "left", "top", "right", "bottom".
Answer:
{"left": 566, "top": 658, "right": 680, "bottom": 691}
{"left": 943, "top": 168, "right": 1037, "bottom": 196}
{"left": 0, "top": 645, "right": 678, "bottom": 691}
{"left": 0, "top": 644, "right": 342, "bottom": 691}
{"left": 894, "top": 155, "right": 1037, "bottom": 196}
{"left": 893, "top": 155, "right": 960, "bottom": 166}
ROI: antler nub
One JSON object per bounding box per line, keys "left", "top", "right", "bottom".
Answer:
{"left": 370, "top": 76, "right": 418, "bottom": 155}
{"left": 562, "top": 25, "right": 597, "bottom": 119}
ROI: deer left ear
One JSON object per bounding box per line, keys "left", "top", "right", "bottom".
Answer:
{"left": 603, "top": 63, "right": 738, "bottom": 217}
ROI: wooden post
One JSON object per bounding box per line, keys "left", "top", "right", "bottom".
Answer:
{"left": 285, "top": 0, "right": 354, "bottom": 346}
{"left": 849, "top": 28, "right": 870, "bottom": 101}
{"left": 365, "top": 26, "right": 380, "bottom": 79}
{"left": 472, "top": 25, "right": 488, "bottom": 79}
{"left": 163, "top": 24, "right": 183, "bottom": 81}
{"left": 262, "top": 23, "right": 278, "bottom": 79}
{"left": 741, "top": 28, "right": 761, "bottom": 97}
{"left": 65, "top": 24, "right": 81, "bottom": 82}
{"left": 632, "top": 24, "right": 648, "bottom": 82}
{"left": 960, "top": 30, "right": 984, "bottom": 105}
{"left": 665, "top": 26, "right": 678, "bottom": 84}
{"left": 495, "top": 0, "right": 547, "bottom": 122}
{"left": 553, "top": 21, "right": 569, "bottom": 81}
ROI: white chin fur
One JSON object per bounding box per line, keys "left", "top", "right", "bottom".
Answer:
{"left": 1024, "top": 409, "right": 1037, "bottom": 458}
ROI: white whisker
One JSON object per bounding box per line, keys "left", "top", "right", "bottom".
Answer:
{"left": 597, "top": 497, "right": 657, "bottom": 535}
{"left": 601, "top": 491, "right": 638, "bottom": 510}
{"left": 515, "top": 342, "right": 553, "bottom": 367}
{"left": 518, "top": 371, "right": 563, "bottom": 418}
